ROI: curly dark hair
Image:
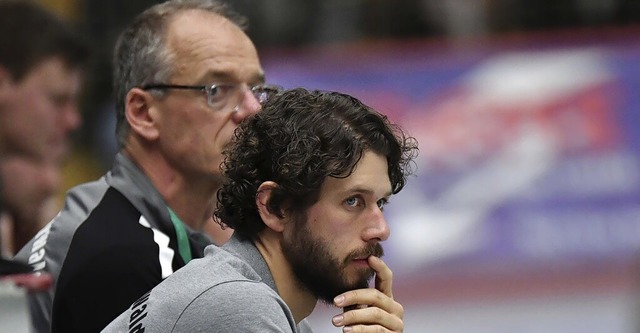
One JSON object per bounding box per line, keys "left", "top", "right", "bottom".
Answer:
{"left": 215, "top": 88, "right": 419, "bottom": 240}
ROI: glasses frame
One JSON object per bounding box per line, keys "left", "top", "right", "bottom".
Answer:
{"left": 140, "top": 82, "right": 282, "bottom": 110}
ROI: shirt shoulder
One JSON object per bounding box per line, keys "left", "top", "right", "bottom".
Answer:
{"left": 51, "top": 187, "right": 177, "bottom": 332}
{"left": 174, "top": 280, "right": 297, "bottom": 332}
{"left": 14, "top": 177, "right": 109, "bottom": 273}
{"left": 104, "top": 248, "right": 299, "bottom": 333}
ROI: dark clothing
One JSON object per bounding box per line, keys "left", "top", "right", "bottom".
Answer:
{"left": 14, "top": 153, "right": 211, "bottom": 332}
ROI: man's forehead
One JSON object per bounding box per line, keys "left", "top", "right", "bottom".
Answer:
{"left": 326, "top": 179, "right": 393, "bottom": 197}
{"left": 322, "top": 175, "right": 392, "bottom": 199}
{"left": 165, "top": 11, "right": 262, "bottom": 83}
{"left": 199, "top": 68, "right": 265, "bottom": 84}
{"left": 20, "top": 57, "right": 82, "bottom": 89}
{"left": 167, "top": 9, "right": 236, "bottom": 44}
{"left": 323, "top": 152, "right": 392, "bottom": 197}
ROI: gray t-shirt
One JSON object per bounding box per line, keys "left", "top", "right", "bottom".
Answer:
{"left": 101, "top": 236, "right": 314, "bottom": 333}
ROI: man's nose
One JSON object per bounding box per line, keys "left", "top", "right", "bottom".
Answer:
{"left": 363, "top": 207, "right": 390, "bottom": 242}
{"left": 61, "top": 102, "right": 81, "bottom": 132}
{"left": 231, "top": 89, "right": 261, "bottom": 124}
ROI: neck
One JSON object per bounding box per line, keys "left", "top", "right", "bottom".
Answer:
{"left": 254, "top": 230, "right": 317, "bottom": 324}
{"left": 123, "top": 147, "right": 219, "bottom": 231}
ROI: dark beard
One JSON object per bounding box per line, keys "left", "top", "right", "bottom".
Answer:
{"left": 281, "top": 218, "right": 384, "bottom": 305}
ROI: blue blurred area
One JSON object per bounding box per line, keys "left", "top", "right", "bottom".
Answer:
{"left": 261, "top": 31, "right": 640, "bottom": 333}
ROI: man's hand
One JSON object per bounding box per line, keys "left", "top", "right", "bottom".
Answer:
{"left": 0, "top": 155, "right": 60, "bottom": 252}
{"left": 332, "top": 256, "right": 404, "bottom": 332}
{"left": 1, "top": 155, "right": 59, "bottom": 218}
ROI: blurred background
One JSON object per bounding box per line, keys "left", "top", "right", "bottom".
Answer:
{"left": 30, "top": 0, "right": 640, "bottom": 332}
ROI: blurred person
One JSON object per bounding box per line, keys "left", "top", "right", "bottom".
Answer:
{"left": 0, "top": 157, "right": 60, "bottom": 254}
{"left": 14, "top": 0, "right": 279, "bottom": 331}
{"left": 0, "top": 157, "right": 56, "bottom": 293}
{"left": 103, "top": 88, "right": 418, "bottom": 332}
{"left": 0, "top": 0, "right": 87, "bottom": 254}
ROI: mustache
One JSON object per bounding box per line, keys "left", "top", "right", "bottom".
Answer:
{"left": 344, "top": 242, "right": 384, "bottom": 263}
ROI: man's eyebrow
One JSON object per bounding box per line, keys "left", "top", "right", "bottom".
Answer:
{"left": 199, "top": 70, "right": 266, "bottom": 84}
{"left": 199, "top": 70, "right": 235, "bottom": 83}
{"left": 343, "top": 187, "right": 393, "bottom": 198}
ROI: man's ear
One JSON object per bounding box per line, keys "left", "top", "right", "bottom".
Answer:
{"left": 125, "top": 87, "right": 160, "bottom": 141}
{"left": 256, "top": 181, "right": 286, "bottom": 233}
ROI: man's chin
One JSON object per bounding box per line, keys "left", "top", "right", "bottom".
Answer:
{"left": 47, "top": 143, "right": 71, "bottom": 164}
{"left": 341, "top": 269, "right": 374, "bottom": 292}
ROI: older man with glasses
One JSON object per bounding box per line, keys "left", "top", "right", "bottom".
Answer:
{"left": 14, "top": 1, "right": 288, "bottom": 332}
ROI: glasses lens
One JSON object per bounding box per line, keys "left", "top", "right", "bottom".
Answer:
{"left": 252, "top": 84, "right": 282, "bottom": 105}
{"left": 207, "top": 84, "right": 237, "bottom": 110}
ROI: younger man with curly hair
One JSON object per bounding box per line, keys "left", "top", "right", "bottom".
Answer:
{"left": 103, "top": 88, "right": 419, "bottom": 332}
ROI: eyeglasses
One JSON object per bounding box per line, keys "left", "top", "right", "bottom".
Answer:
{"left": 140, "top": 82, "right": 282, "bottom": 111}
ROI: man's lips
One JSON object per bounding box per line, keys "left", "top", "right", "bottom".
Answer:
{"left": 345, "top": 243, "right": 384, "bottom": 266}
{"left": 350, "top": 257, "right": 371, "bottom": 267}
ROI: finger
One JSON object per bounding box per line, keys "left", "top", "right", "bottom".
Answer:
{"left": 343, "top": 304, "right": 365, "bottom": 313}
{"left": 333, "top": 306, "right": 403, "bottom": 332}
{"left": 339, "top": 325, "right": 392, "bottom": 333}
{"left": 334, "top": 288, "right": 377, "bottom": 309}
{"left": 334, "top": 288, "right": 403, "bottom": 318}
{"left": 368, "top": 256, "right": 393, "bottom": 298}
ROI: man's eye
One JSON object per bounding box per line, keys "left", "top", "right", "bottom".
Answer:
{"left": 209, "top": 85, "right": 222, "bottom": 99}
{"left": 376, "top": 198, "right": 389, "bottom": 211}
{"left": 345, "top": 197, "right": 359, "bottom": 207}
{"left": 208, "top": 85, "right": 233, "bottom": 103}
{"left": 211, "top": 84, "right": 235, "bottom": 97}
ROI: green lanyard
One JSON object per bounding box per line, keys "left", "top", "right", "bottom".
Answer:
{"left": 168, "top": 208, "right": 192, "bottom": 263}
